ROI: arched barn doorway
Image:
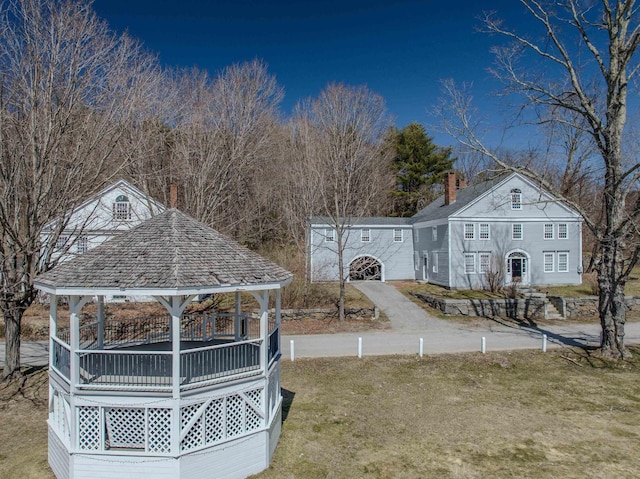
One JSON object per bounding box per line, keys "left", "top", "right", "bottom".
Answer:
{"left": 349, "top": 256, "right": 383, "bottom": 281}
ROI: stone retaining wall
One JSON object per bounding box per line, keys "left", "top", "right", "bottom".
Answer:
{"left": 549, "top": 296, "right": 640, "bottom": 318}
{"left": 411, "top": 292, "right": 546, "bottom": 320}
{"left": 413, "top": 292, "right": 640, "bottom": 320}
{"left": 255, "top": 307, "right": 377, "bottom": 321}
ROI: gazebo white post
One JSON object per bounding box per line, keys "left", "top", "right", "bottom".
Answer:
{"left": 97, "top": 295, "right": 105, "bottom": 349}
{"left": 155, "top": 294, "right": 193, "bottom": 457}
{"left": 49, "top": 294, "right": 57, "bottom": 370}
{"left": 235, "top": 291, "right": 241, "bottom": 340}
{"left": 259, "top": 290, "right": 270, "bottom": 427}
{"left": 251, "top": 290, "right": 270, "bottom": 372}
{"left": 69, "top": 296, "right": 81, "bottom": 394}
{"left": 275, "top": 289, "right": 281, "bottom": 334}
{"left": 68, "top": 294, "right": 89, "bottom": 451}
{"left": 170, "top": 296, "right": 182, "bottom": 399}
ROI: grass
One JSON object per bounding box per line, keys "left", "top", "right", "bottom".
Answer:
{"left": 393, "top": 281, "right": 516, "bottom": 300}
{"left": 2, "top": 348, "right": 639, "bottom": 479}
{"left": 543, "top": 268, "right": 640, "bottom": 298}
{"left": 258, "top": 348, "right": 640, "bottom": 479}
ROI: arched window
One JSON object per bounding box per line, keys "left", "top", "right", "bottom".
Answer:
{"left": 510, "top": 189, "right": 522, "bottom": 210}
{"left": 113, "top": 195, "right": 131, "bottom": 220}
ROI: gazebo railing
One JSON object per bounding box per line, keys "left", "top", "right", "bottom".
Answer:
{"left": 51, "top": 311, "right": 272, "bottom": 390}
{"left": 79, "top": 349, "right": 173, "bottom": 388}
{"left": 73, "top": 338, "right": 263, "bottom": 389}
{"left": 51, "top": 336, "right": 71, "bottom": 381}
{"left": 56, "top": 312, "right": 256, "bottom": 350}
{"left": 268, "top": 327, "right": 279, "bottom": 366}
{"left": 180, "top": 339, "right": 262, "bottom": 387}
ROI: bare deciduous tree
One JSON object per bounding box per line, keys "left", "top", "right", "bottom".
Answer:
{"left": 291, "top": 83, "right": 393, "bottom": 320}
{"left": 484, "top": 254, "right": 506, "bottom": 294}
{"left": 438, "top": 0, "right": 640, "bottom": 358}
{"left": 168, "top": 61, "right": 283, "bottom": 238}
{"left": 0, "top": 0, "right": 161, "bottom": 378}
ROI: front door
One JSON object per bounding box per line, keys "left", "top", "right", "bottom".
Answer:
{"left": 507, "top": 254, "right": 527, "bottom": 284}
{"left": 423, "top": 255, "right": 428, "bottom": 281}
{"left": 511, "top": 258, "right": 523, "bottom": 282}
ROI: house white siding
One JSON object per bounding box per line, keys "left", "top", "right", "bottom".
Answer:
{"left": 41, "top": 180, "right": 165, "bottom": 301}
{"left": 42, "top": 180, "right": 164, "bottom": 264}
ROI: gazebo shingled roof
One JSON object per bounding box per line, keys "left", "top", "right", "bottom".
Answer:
{"left": 36, "top": 209, "right": 292, "bottom": 291}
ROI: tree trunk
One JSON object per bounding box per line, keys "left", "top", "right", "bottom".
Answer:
{"left": 597, "top": 240, "right": 629, "bottom": 359}
{"left": 337, "top": 233, "right": 346, "bottom": 322}
{"left": 2, "top": 306, "right": 24, "bottom": 380}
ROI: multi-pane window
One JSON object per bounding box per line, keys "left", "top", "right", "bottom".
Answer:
{"left": 479, "top": 252, "right": 491, "bottom": 274}
{"left": 393, "top": 228, "right": 403, "bottom": 242}
{"left": 76, "top": 235, "right": 88, "bottom": 254}
{"left": 544, "top": 223, "right": 554, "bottom": 239}
{"left": 512, "top": 224, "right": 523, "bottom": 240}
{"left": 511, "top": 189, "right": 522, "bottom": 210}
{"left": 432, "top": 252, "right": 439, "bottom": 273}
{"left": 361, "top": 228, "right": 370, "bottom": 242}
{"left": 55, "top": 236, "right": 69, "bottom": 251}
{"left": 479, "top": 223, "right": 490, "bottom": 240}
{"left": 464, "top": 223, "right": 475, "bottom": 240}
{"left": 432, "top": 226, "right": 437, "bottom": 242}
{"left": 544, "top": 252, "right": 554, "bottom": 272}
{"left": 464, "top": 253, "right": 476, "bottom": 274}
{"left": 558, "top": 223, "right": 568, "bottom": 239}
{"left": 325, "top": 228, "right": 335, "bottom": 242}
{"left": 113, "top": 195, "right": 131, "bottom": 220}
{"left": 558, "top": 252, "right": 569, "bottom": 272}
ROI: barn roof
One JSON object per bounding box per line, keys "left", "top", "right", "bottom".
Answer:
{"left": 308, "top": 216, "right": 411, "bottom": 226}
{"left": 35, "top": 209, "right": 293, "bottom": 295}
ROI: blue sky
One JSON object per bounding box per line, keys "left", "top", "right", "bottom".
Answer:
{"left": 93, "top": 0, "right": 537, "bottom": 147}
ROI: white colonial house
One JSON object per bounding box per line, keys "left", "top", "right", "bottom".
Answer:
{"left": 41, "top": 179, "right": 165, "bottom": 300}
{"left": 308, "top": 172, "right": 583, "bottom": 289}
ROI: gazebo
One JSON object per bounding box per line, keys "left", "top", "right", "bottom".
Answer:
{"left": 35, "top": 209, "right": 293, "bottom": 479}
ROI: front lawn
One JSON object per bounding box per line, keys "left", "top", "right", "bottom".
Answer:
{"left": 2, "top": 348, "right": 639, "bottom": 479}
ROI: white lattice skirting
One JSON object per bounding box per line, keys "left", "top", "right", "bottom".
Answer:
{"left": 66, "top": 387, "right": 266, "bottom": 454}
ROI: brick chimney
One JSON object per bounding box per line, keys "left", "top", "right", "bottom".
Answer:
{"left": 170, "top": 184, "right": 178, "bottom": 209}
{"left": 457, "top": 178, "right": 467, "bottom": 190}
{"left": 444, "top": 171, "right": 457, "bottom": 205}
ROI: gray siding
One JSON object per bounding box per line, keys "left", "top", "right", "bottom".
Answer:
{"left": 309, "top": 225, "right": 414, "bottom": 281}
{"left": 448, "top": 220, "right": 582, "bottom": 289}
{"left": 412, "top": 223, "right": 450, "bottom": 286}
{"left": 308, "top": 174, "right": 583, "bottom": 290}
